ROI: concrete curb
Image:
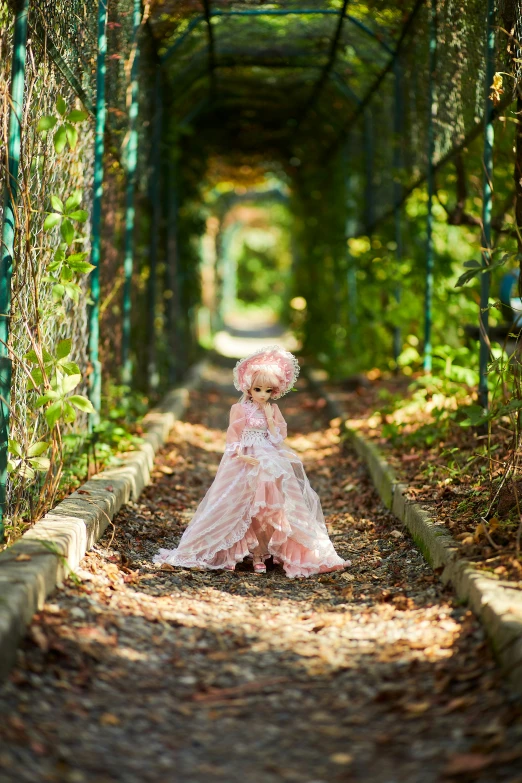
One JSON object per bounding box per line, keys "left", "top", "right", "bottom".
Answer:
{"left": 306, "top": 369, "right": 522, "bottom": 694}
{"left": 0, "top": 360, "right": 207, "bottom": 680}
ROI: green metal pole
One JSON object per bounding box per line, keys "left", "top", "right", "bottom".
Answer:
{"left": 146, "top": 66, "right": 163, "bottom": 393}
{"left": 121, "top": 0, "right": 141, "bottom": 384}
{"left": 88, "top": 0, "right": 108, "bottom": 422}
{"left": 423, "top": 0, "right": 437, "bottom": 372}
{"left": 0, "top": 0, "right": 29, "bottom": 538}
{"left": 478, "top": 0, "right": 496, "bottom": 411}
{"left": 393, "top": 58, "right": 404, "bottom": 366}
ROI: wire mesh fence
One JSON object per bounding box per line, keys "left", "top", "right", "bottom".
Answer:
{"left": 0, "top": 0, "right": 167, "bottom": 534}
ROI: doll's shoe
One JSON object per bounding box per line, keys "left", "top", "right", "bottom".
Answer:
{"left": 253, "top": 557, "right": 266, "bottom": 574}
{"left": 224, "top": 564, "right": 235, "bottom": 572}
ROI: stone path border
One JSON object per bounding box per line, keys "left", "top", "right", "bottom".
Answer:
{"left": 306, "top": 368, "right": 522, "bottom": 695}
{"left": 0, "top": 361, "right": 207, "bottom": 680}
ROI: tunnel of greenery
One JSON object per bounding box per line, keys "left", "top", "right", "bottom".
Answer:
{"left": 1, "top": 0, "right": 522, "bottom": 539}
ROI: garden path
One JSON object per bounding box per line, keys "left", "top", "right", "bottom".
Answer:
{"left": 1, "top": 363, "right": 521, "bottom": 783}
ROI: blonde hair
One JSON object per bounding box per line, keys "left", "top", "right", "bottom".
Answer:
{"left": 239, "top": 369, "right": 281, "bottom": 402}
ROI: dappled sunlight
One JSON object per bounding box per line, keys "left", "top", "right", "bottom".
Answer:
{"left": 1, "top": 364, "right": 521, "bottom": 782}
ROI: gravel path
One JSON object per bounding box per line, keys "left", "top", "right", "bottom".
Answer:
{"left": 1, "top": 364, "right": 522, "bottom": 783}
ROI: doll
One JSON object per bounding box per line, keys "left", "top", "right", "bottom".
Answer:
{"left": 154, "top": 345, "right": 350, "bottom": 578}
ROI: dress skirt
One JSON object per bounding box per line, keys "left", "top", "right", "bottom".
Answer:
{"left": 154, "top": 422, "right": 349, "bottom": 579}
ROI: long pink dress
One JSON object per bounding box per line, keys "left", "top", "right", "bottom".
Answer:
{"left": 154, "top": 400, "right": 349, "bottom": 578}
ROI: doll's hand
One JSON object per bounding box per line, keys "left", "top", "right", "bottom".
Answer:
{"left": 239, "top": 455, "right": 259, "bottom": 466}
{"left": 263, "top": 402, "right": 274, "bottom": 423}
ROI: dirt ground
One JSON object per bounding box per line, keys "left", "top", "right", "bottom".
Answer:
{"left": 1, "top": 364, "right": 522, "bottom": 783}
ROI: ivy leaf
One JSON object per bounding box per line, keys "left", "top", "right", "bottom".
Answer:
{"left": 68, "top": 209, "right": 88, "bottom": 223}
{"left": 64, "top": 191, "right": 82, "bottom": 212}
{"left": 54, "top": 245, "right": 67, "bottom": 263}
{"left": 8, "top": 439, "right": 23, "bottom": 458}
{"left": 28, "top": 456, "right": 51, "bottom": 472}
{"left": 67, "top": 258, "right": 94, "bottom": 274}
{"left": 43, "top": 213, "right": 62, "bottom": 232}
{"left": 64, "top": 283, "right": 81, "bottom": 303}
{"left": 27, "top": 367, "right": 44, "bottom": 391}
{"left": 35, "top": 391, "right": 59, "bottom": 407}
{"left": 50, "top": 195, "right": 64, "bottom": 213}
{"left": 56, "top": 338, "right": 72, "bottom": 360}
{"left": 62, "top": 373, "right": 81, "bottom": 394}
{"left": 27, "top": 441, "right": 49, "bottom": 458}
{"left": 69, "top": 394, "right": 95, "bottom": 414}
{"left": 45, "top": 401, "right": 63, "bottom": 430}
{"left": 59, "top": 361, "right": 81, "bottom": 375}
{"left": 37, "top": 115, "right": 58, "bottom": 132}
{"left": 65, "top": 122, "right": 78, "bottom": 151}
{"left": 56, "top": 95, "right": 67, "bottom": 116}
{"left": 67, "top": 252, "right": 88, "bottom": 262}
{"left": 61, "top": 266, "right": 73, "bottom": 282}
{"left": 52, "top": 283, "right": 66, "bottom": 302}
{"left": 53, "top": 125, "right": 68, "bottom": 154}
{"left": 60, "top": 219, "right": 74, "bottom": 245}
{"left": 19, "top": 463, "right": 35, "bottom": 481}
{"left": 24, "top": 349, "right": 39, "bottom": 364}
{"left": 62, "top": 401, "right": 77, "bottom": 424}
{"left": 67, "top": 109, "right": 88, "bottom": 123}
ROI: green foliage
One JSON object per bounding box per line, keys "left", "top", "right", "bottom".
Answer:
{"left": 36, "top": 95, "right": 88, "bottom": 153}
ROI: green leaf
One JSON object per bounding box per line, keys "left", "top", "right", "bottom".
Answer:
{"left": 67, "top": 252, "right": 88, "bottom": 262}
{"left": 48, "top": 259, "right": 62, "bottom": 272}
{"left": 67, "top": 259, "right": 94, "bottom": 274}
{"left": 60, "top": 219, "right": 74, "bottom": 245}
{"left": 35, "top": 391, "right": 59, "bottom": 407}
{"left": 68, "top": 209, "right": 88, "bottom": 223}
{"left": 8, "top": 439, "right": 23, "bottom": 458}
{"left": 59, "top": 361, "right": 81, "bottom": 375}
{"left": 62, "top": 373, "right": 81, "bottom": 394}
{"left": 50, "top": 195, "right": 64, "bottom": 213}
{"left": 62, "top": 401, "right": 77, "bottom": 424}
{"left": 67, "top": 109, "right": 88, "bottom": 123}
{"left": 54, "top": 245, "right": 67, "bottom": 263}
{"left": 56, "top": 95, "right": 67, "bottom": 116}
{"left": 43, "top": 213, "right": 62, "bottom": 231}
{"left": 37, "top": 115, "right": 58, "bottom": 132}
{"left": 28, "top": 456, "right": 51, "bottom": 472}
{"left": 27, "top": 441, "right": 49, "bottom": 457}
{"left": 27, "top": 367, "right": 44, "bottom": 391}
{"left": 45, "top": 401, "right": 63, "bottom": 430}
{"left": 7, "top": 459, "right": 17, "bottom": 474}
{"left": 65, "top": 122, "right": 78, "bottom": 151}
{"left": 56, "top": 338, "right": 72, "bottom": 360}
{"left": 64, "top": 283, "right": 81, "bottom": 303}
{"left": 19, "top": 463, "right": 35, "bottom": 481}
{"left": 69, "top": 394, "right": 95, "bottom": 414}
{"left": 24, "top": 349, "right": 39, "bottom": 364}
{"left": 65, "top": 191, "right": 82, "bottom": 212}
{"left": 52, "top": 283, "right": 66, "bottom": 303}
{"left": 61, "top": 266, "right": 73, "bottom": 282}
{"left": 53, "top": 125, "right": 67, "bottom": 154}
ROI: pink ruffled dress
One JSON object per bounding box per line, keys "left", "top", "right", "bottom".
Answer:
{"left": 154, "top": 400, "right": 349, "bottom": 578}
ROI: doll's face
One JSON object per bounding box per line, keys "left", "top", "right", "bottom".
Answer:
{"left": 249, "top": 383, "right": 273, "bottom": 405}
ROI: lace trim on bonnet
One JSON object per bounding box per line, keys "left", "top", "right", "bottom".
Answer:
{"left": 233, "top": 345, "right": 300, "bottom": 400}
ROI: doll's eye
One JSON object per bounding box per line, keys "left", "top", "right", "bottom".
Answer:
{"left": 253, "top": 387, "right": 260, "bottom": 392}
{"left": 266, "top": 389, "right": 272, "bottom": 393}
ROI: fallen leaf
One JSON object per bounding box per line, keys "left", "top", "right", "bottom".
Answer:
{"left": 15, "top": 553, "right": 32, "bottom": 562}
{"left": 100, "top": 712, "right": 120, "bottom": 726}
{"left": 443, "top": 753, "right": 493, "bottom": 775}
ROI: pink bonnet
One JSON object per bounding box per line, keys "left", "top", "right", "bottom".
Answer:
{"left": 233, "top": 345, "right": 300, "bottom": 400}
